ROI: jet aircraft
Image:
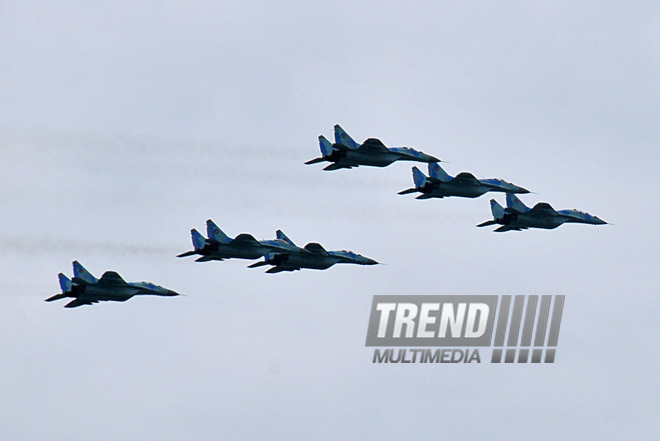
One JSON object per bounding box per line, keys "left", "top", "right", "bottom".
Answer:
{"left": 45, "top": 261, "right": 179, "bottom": 308}
{"left": 177, "top": 220, "right": 295, "bottom": 262}
{"left": 398, "top": 162, "right": 530, "bottom": 199}
{"left": 248, "top": 230, "right": 378, "bottom": 273}
{"left": 477, "top": 193, "right": 608, "bottom": 232}
{"left": 305, "top": 124, "right": 441, "bottom": 170}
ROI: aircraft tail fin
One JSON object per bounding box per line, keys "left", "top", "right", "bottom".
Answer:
{"left": 428, "top": 162, "right": 452, "bottom": 182}
{"left": 276, "top": 230, "right": 296, "bottom": 246}
{"left": 206, "top": 219, "right": 232, "bottom": 244}
{"left": 58, "top": 273, "right": 73, "bottom": 293}
{"left": 412, "top": 166, "right": 427, "bottom": 188}
{"left": 72, "top": 261, "right": 97, "bottom": 284}
{"left": 334, "top": 124, "right": 359, "bottom": 149}
{"left": 318, "top": 135, "right": 334, "bottom": 157}
{"left": 191, "top": 229, "right": 207, "bottom": 251}
{"left": 490, "top": 199, "right": 505, "bottom": 219}
{"left": 506, "top": 193, "right": 530, "bottom": 212}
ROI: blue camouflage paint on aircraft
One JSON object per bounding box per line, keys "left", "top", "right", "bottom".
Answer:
{"left": 398, "top": 162, "right": 530, "bottom": 199}
{"left": 477, "top": 194, "right": 608, "bottom": 232}
{"left": 248, "top": 231, "right": 378, "bottom": 273}
{"left": 177, "top": 220, "right": 296, "bottom": 262}
{"left": 45, "top": 261, "right": 179, "bottom": 308}
{"left": 305, "top": 124, "right": 441, "bottom": 171}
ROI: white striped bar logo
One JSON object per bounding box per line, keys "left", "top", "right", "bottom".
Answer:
{"left": 365, "top": 295, "right": 564, "bottom": 364}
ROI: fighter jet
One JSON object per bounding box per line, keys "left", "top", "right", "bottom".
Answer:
{"left": 398, "top": 162, "right": 530, "bottom": 199}
{"left": 477, "top": 193, "right": 608, "bottom": 232}
{"left": 45, "top": 261, "right": 179, "bottom": 308}
{"left": 177, "top": 220, "right": 296, "bottom": 262}
{"left": 305, "top": 124, "right": 441, "bottom": 171}
{"left": 248, "top": 230, "right": 378, "bottom": 273}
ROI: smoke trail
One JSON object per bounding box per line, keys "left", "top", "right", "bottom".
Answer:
{"left": 0, "top": 234, "right": 175, "bottom": 258}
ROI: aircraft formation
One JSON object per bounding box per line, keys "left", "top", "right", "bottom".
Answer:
{"left": 308, "top": 124, "right": 607, "bottom": 232}
{"left": 177, "top": 220, "right": 378, "bottom": 273}
{"left": 47, "top": 124, "right": 607, "bottom": 307}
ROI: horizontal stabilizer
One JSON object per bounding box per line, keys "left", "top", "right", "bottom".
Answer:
{"left": 45, "top": 293, "right": 69, "bottom": 302}
{"left": 476, "top": 220, "right": 497, "bottom": 227}
{"left": 247, "top": 260, "right": 269, "bottom": 268}
{"left": 177, "top": 250, "right": 197, "bottom": 258}
{"left": 398, "top": 188, "right": 418, "bottom": 195}
{"left": 305, "top": 157, "right": 326, "bottom": 165}
{"left": 415, "top": 194, "right": 435, "bottom": 199}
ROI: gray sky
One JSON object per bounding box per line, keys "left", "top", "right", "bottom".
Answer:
{"left": 1, "top": 1, "right": 659, "bottom": 440}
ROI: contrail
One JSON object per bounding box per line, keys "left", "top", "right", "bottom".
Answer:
{"left": 0, "top": 235, "right": 175, "bottom": 257}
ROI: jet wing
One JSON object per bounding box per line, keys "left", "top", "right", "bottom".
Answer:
{"left": 357, "top": 138, "right": 390, "bottom": 155}
{"left": 97, "top": 271, "right": 127, "bottom": 287}
{"left": 196, "top": 256, "right": 223, "bottom": 262}
{"left": 528, "top": 203, "right": 558, "bottom": 217}
{"left": 266, "top": 265, "right": 300, "bottom": 273}
{"left": 64, "top": 298, "right": 99, "bottom": 308}
{"left": 303, "top": 242, "right": 329, "bottom": 256}
{"left": 231, "top": 234, "right": 261, "bottom": 247}
{"left": 452, "top": 172, "right": 480, "bottom": 185}
{"left": 323, "top": 163, "right": 355, "bottom": 171}
{"left": 494, "top": 225, "right": 525, "bottom": 232}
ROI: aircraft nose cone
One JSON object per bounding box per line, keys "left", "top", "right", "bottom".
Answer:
{"left": 167, "top": 289, "right": 180, "bottom": 297}
{"left": 518, "top": 187, "right": 531, "bottom": 194}
{"left": 365, "top": 258, "right": 379, "bottom": 265}
{"left": 427, "top": 155, "right": 441, "bottom": 163}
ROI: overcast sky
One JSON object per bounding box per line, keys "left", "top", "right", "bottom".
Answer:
{"left": 1, "top": 2, "right": 659, "bottom": 440}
